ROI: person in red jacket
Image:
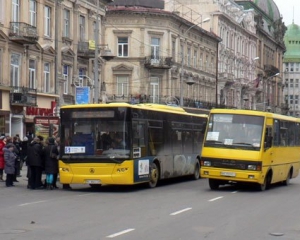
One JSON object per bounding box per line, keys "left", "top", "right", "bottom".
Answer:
{"left": 0, "top": 135, "right": 6, "bottom": 181}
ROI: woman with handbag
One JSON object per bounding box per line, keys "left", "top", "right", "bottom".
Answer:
{"left": 43, "top": 137, "right": 59, "bottom": 190}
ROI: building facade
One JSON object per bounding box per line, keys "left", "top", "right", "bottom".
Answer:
{"left": 283, "top": 22, "right": 300, "bottom": 117}
{"left": 0, "top": 0, "right": 112, "bottom": 138}
{"left": 104, "top": 3, "right": 220, "bottom": 107}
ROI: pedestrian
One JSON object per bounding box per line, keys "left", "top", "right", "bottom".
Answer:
{"left": 20, "top": 136, "right": 28, "bottom": 170}
{"left": 12, "top": 136, "right": 21, "bottom": 181}
{"left": 0, "top": 135, "right": 6, "bottom": 182}
{"left": 43, "top": 137, "right": 59, "bottom": 190}
{"left": 3, "top": 143, "right": 16, "bottom": 187}
{"left": 27, "top": 137, "right": 44, "bottom": 189}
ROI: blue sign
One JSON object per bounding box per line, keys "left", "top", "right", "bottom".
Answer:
{"left": 75, "top": 87, "right": 90, "bottom": 104}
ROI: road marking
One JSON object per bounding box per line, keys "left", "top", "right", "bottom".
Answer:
{"left": 18, "top": 200, "right": 47, "bottom": 206}
{"left": 231, "top": 191, "right": 238, "bottom": 193}
{"left": 208, "top": 196, "right": 223, "bottom": 202}
{"left": 107, "top": 228, "right": 135, "bottom": 238}
{"left": 170, "top": 207, "right": 192, "bottom": 216}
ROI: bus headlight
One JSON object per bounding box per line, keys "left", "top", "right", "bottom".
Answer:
{"left": 203, "top": 161, "right": 211, "bottom": 167}
{"left": 247, "top": 165, "right": 257, "bottom": 170}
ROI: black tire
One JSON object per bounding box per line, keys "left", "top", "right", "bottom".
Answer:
{"left": 283, "top": 170, "right": 292, "bottom": 186}
{"left": 258, "top": 173, "right": 271, "bottom": 191}
{"left": 209, "top": 179, "right": 219, "bottom": 190}
{"left": 62, "top": 184, "right": 72, "bottom": 190}
{"left": 192, "top": 161, "right": 200, "bottom": 180}
{"left": 148, "top": 162, "right": 159, "bottom": 188}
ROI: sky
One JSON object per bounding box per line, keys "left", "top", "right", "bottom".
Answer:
{"left": 273, "top": 0, "right": 300, "bottom": 26}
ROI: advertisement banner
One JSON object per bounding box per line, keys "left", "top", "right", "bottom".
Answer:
{"left": 75, "top": 87, "right": 90, "bottom": 104}
{"left": 34, "top": 117, "right": 60, "bottom": 140}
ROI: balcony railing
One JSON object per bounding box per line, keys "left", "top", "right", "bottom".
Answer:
{"left": 10, "top": 86, "right": 37, "bottom": 106}
{"left": 9, "top": 22, "right": 38, "bottom": 44}
{"left": 144, "top": 56, "right": 173, "bottom": 69}
{"left": 77, "top": 41, "right": 95, "bottom": 58}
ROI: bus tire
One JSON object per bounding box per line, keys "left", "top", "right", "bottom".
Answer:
{"left": 258, "top": 173, "right": 271, "bottom": 191}
{"left": 148, "top": 162, "right": 159, "bottom": 188}
{"left": 209, "top": 179, "right": 219, "bottom": 190}
{"left": 283, "top": 169, "right": 292, "bottom": 186}
{"left": 192, "top": 161, "right": 200, "bottom": 180}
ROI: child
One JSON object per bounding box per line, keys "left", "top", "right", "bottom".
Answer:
{"left": 3, "top": 143, "right": 16, "bottom": 187}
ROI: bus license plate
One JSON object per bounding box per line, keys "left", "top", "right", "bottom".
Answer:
{"left": 221, "top": 171, "right": 236, "bottom": 177}
{"left": 85, "top": 180, "right": 101, "bottom": 184}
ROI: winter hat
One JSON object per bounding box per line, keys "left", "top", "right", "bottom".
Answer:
{"left": 0, "top": 136, "right": 5, "bottom": 140}
{"left": 23, "top": 137, "right": 28, "bottom": 141}
{"left": 48, "top": 137, "right": 55, "bottom": 144}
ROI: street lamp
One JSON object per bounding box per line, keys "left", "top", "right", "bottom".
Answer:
{"left": 179, "top": 18, "right": 210, "bottom": 106}
{"left": 263, "top": 72, "right": 279, "bottom": 111}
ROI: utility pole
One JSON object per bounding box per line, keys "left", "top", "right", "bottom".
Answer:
{"left": 94, "top": 0, "right": 100, "bottom": 103}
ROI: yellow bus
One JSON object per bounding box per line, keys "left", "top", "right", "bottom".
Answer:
{"left": 59, "top": 103, "right": 207, "bottom": 189}
{"left": 200, "top": 108, "right": 300, "bottom": 191}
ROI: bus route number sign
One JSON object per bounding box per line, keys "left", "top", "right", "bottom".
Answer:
{"left": 65, "top": 146, "right": 86, "bottom": 154}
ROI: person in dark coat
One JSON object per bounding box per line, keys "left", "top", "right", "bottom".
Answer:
{"left": 27, "top": 137, "right": 44, "bottom": 189}
{"left": 0, "top": 135, "right": 6, "bottom": 181}
{"left": 3, "top": 143, "right": 16, "bottom": 187}
{"left": 43, "top": 137, "right": 59, "bottom": 190}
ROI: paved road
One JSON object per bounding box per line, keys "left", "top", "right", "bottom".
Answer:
{"left": 1, "top": 168, "right": 300, "bottom": 240}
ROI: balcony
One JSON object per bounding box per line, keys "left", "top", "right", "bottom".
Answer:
{"left": 10, "top": 86, "right": 37, "bottom": 106}
{"left": 144, "top": 56, "right": 173, "bottom": 69}
{"left": 264, "top": 64, "right": 280, "bottom": 76}
{"left": 77, "top": 41, "right": 95, "bottom": 59}
{"left": 9, "top": 22, "right": 38, "bottom": 44}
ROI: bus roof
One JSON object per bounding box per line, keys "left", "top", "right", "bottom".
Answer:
{"left": 60, "top": 103, "right": 208, "bottom": 118}
{"left": 210, "top": 108, "right": 300, "bottom": 122}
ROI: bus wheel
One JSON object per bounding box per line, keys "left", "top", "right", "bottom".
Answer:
{"left": 192, "top": 161, "right": 200, "bottom": 180}
{"left": 209, "top": 179, "right": 219, "bottom": 190}
{"left": 258, "top": 174, "right": 271, "bottom": 191}
{"left": 148, "top": 162, "right": 159, "bottom": 188}
{"left": 283, "top": 169, "right": 292, "bottom": 186}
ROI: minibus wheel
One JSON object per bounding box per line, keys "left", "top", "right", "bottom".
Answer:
{"left": 283, "top": 169, "right": 292, "bottom": 186}
{"left": 148, "top": 162, "right": 159, "bottom": 188}
{"left": 258, "top": 173, "right": 271, "bottom": 191}
{"left": 209, "top": 179, "right": 219, "bottom": 190}
{"left": 192, "top": 161, "right": 200, "bottom": 180}
{"left": 90, "top": 184, "right": 102, "bottom": 189}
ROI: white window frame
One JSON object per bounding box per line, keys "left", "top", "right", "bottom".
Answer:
{"left": 118, "top": 37, "right": 128, "bottom": 57}
{"left": 63, "top": 65, "right": 69, "bottom": 94}
{"left": 12, "top": 0, "right": 19, "bottom": 22}
{"left": 63, "top": 9, "right": 70, "bottom": 38}
{"left": 29, "top": 0, "right": 37, "bottom": 26}
{"left": 117, "top": 76, "right": 128, "bottom": 96}
{"left": 44, "top": 6, "right": 51, "bottom": 37}
{"left": 193, "top": 50, "right": 197, "bottom": 68}
{"left": 10, "top": 53, "right": 20, "bottom": 87}
{"left": 29, "top": 59, "right": 36, "bottom": 89}
{"left": 44, "top": 62, "right": 50, "bottom": 93}
{"left": 151, "top": 37, "right": 160, "bottom": 64}
{"left": 78, "top": 68, "right": 86, "bottom": 87}
{"left": 150, "top": 77, "right": 159, "bottom": 103}
{"left": 79, "top": 15, "right": 85, "bottom": 41}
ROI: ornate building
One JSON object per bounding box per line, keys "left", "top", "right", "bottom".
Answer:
{"left": 0, "top": 0, "right": 112, "bottom": 137}
{"left": 283, "top": 21, "right": 300, "bottom": 116}
{"left": 104, "top": 1, "right": 221, "bottom": 107}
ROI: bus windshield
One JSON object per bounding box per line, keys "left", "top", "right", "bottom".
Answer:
{"left": 61, "top": 108, "right": 130, "bottom": 159}
{"left": 204, "top": 113, "right": 264, "bottom": 150}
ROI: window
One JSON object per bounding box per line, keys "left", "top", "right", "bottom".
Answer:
{"left": 63, "top": 9, "right": 70, "bottom": 38}
{"left": 0, "top": 49, "right": 2, "bottom": 82}
{"left": 150, "top": 77, "right": 159, "bottom": 103}
{"left": 117, "top": 76, "right": 128, "bottom": 96}
{"left": 63, "top": 65, "right": 69, "bottom": 94}
{"left": 194, "top": 50, "right": 197, "bottom": 68}
{"left": 79, "top": 15, "right": 85, "bottom": 41}
{"left": 172, "top": 40, "right": 176, "bottom": 60}
{"left": 151, "top": 37, "right": 160, "bottom": 63}
{"left": 118, "top": 37, "right": 128, "bottom": 57}
{"left": 29, "top": 0, "right": 36, "bottom": 26}
{"left": 29, "top": 59, "right": 36, "bottom": 89}
{"left": 187, "top": 47, "right": 191, "bottom": 66}
{"left": 10, "top": 53, "right": 20, "bottom": 87}
{"left": 44, "top": 6, "right": 51, "bottom": 37}
{"left": 12, "top": 0, "right": 19, "bottom": 22}
{"left": 44, "top": 63, "right": 50, "bottom": 93}
{"left": 78, "top": 68, "right": 86, "bottom": 87}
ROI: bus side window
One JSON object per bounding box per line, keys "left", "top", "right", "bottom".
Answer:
{"left": 264, "top": 127, "right": 273, "bottom": 148}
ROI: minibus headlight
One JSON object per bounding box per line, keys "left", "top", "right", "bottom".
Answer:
{"left": 247, "top": 165, "right": 257, "bottom": 170}
{"left": 203, "top": 161, "right": 211, "bottom": 167}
